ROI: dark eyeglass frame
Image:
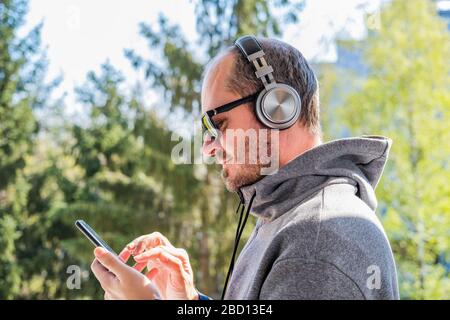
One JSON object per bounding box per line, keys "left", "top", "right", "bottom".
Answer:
{"left": 201, "top": 92, "right": 259, "bottom": 139}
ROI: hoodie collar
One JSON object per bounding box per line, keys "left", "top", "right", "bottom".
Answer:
{"left": 238, "top": 136, "right": 392, "bottom": 222}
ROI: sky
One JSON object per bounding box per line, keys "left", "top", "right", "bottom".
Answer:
{"left": 24, "top": 0, "right": 382, "bottom": 116}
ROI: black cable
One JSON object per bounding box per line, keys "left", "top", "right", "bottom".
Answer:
{"left": 234, "top": 202, "right": 244, "bottom": 242}
{"left": 221, "top": 192, "right": 256, "bottom": 300}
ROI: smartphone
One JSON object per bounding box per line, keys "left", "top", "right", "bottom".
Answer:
{"left": 75, "top": 219, "right": 117, "bottom": 255}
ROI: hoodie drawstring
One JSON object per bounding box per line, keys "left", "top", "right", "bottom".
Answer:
{"left": 221, "top": 192, "right": 256, "bottom": 300}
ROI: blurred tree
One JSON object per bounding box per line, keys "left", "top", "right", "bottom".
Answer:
{"left": 124, "top": 0, "right": 305, "bottom": 297}
{"left": 52, "top": 62, "right": 203, "bottom": 298}
{"left": 0, "top": 0, "right": 61, "bottom": 298}
{"left": 314, "top": 63, "right": 340, "bottom": 141}
{"left": 338, "top": 0, "right": 450, "bottom": 299}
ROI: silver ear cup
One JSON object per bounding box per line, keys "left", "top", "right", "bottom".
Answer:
{"left": 255, "top": 84, "right": 302, "bottom": 129}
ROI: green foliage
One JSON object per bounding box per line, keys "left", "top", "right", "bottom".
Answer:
{"left": 2, "top": 0, "right": 448, "bottom": 300}
{"left": 337, "top": 0, "right": 450, "bottom": 299}
{"left": 0, "top": 0, "right": 64, "bottom": 298}
{"left": 193, "top": 0, "right": 304, "bottom": 56}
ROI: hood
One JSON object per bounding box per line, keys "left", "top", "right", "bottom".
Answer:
{"left": 238, "top": 136, "right": 392, "bottom": 222}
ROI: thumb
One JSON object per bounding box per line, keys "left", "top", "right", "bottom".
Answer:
{"left": 94, "top": 247, "right": 127, "bottom": 279}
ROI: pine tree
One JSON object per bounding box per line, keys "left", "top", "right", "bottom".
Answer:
{"left": 53, "top": 62, "right": 202, "bottom": 298}
{"left": 0, "top": 0, "right": 60, "bottom": 298}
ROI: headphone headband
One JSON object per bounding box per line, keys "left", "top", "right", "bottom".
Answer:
{"left": 234, "top": 36, "right": 276, "bottom": 90}
{"left": 234, "top": 35, "right": 263, "bottom": 59}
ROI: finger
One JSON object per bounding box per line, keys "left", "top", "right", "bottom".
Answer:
{"left": 105, "top": 291, "right": 120, "bottom": 300}
{"left": 133, "top": 261, "right": 147, "bottom": 273}
{"left": 129, "top": 232, "right": 173, "bottom": 255}
{"left": 176, "top": 248, "right": 191, "bottom": 265}
{"left": 133, "top": 247, "right": 185, "bottom": 277}
{"left": 91, "top": 259, "right": 116, "bottom": 291}
{"left": 136, "top": 245, "right": 191, "bottom": 275}
{"left": 118, "top": 247, "right": 131, "bottom": 263}
{"left": 94, "top": 247, "right": 128, "bottom": 280}
{"left": 135, "top": 245, "right": 187, "bottom": 265}
{"left": 128, "top": 232, "right": 174, "bottom": 255}
{"left": 145, "top": 268, "right": 159, "bottom": 280}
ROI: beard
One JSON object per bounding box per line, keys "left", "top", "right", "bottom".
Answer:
{"left": 221, "top": 163, "right": 262, "bottom": 192}
{"left": 219, "top": 134, "right": 273, "bottom": 192}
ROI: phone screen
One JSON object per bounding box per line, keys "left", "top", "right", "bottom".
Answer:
{"left": 75, "top": 219, "right": 117, "bottom": 255}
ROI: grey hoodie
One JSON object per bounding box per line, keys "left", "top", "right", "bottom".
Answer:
{"left": 224, "top": 136, "right": 399, "bottom": 300}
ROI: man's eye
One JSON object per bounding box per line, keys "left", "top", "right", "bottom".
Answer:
{"left": 216, "top": 121, "right": 225, "bottom": 130}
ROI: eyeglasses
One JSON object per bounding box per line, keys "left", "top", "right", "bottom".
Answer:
{"left": 201, "top": 92, "right": 259, "bottom": 139}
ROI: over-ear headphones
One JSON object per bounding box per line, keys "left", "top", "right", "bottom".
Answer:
{"left": 234, "top": 35, "right": 302, "bottom": 130}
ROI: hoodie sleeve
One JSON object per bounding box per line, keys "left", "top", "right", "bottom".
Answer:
{"left": 259, "top": 257, "right": 366, "bottom": 300}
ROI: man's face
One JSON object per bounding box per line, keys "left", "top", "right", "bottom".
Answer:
{"left": 201, "top": 54, "right": 272, "bottom": 192}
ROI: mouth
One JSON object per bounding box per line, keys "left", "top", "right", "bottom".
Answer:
{"left": 216, "top": 149, "right": 233, "bottom": 166}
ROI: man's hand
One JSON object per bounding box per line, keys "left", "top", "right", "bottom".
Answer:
{"left": 123, "top": 232, "right": 199, "bottom": 300}
{"left": 91, "top": 247, "right": 161, "bottom": 300}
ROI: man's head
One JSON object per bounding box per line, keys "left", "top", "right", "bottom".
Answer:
{"left": 201, "top": 37, "right": 321, "bottom": 192}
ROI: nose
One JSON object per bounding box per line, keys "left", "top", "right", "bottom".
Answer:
{"left": 202, "top": 134, "right": 218, "bottom": 158}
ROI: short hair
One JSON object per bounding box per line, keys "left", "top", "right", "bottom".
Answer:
{"left": 206, "top": 37, "right": 321, "bottom": 135}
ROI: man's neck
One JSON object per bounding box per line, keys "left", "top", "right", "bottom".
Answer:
{"left": 279, "top": 133, "right": 322, "bottom": 168}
